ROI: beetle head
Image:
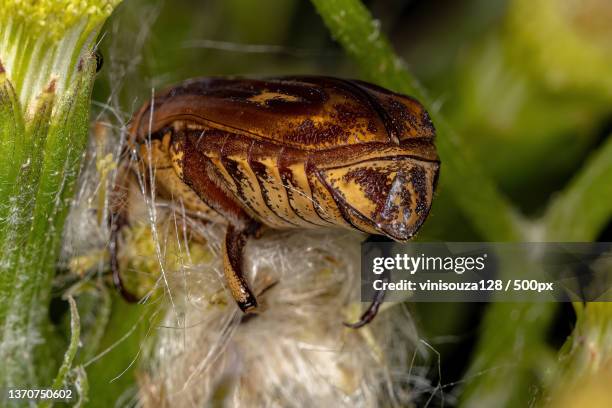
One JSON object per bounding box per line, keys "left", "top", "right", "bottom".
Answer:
{"left": 316, "top": 157, "right": 439, "bottom": 241}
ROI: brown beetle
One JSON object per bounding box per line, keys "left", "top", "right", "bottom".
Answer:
{"left": 120, "top": 76, "right": 439, "bottom": 327}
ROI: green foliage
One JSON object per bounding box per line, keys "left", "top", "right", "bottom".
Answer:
{"left": 0, "top": 0, "right": 121, "bottom": 403}
{"left": 545, "top": 136, "right": 612, "bottom": 241}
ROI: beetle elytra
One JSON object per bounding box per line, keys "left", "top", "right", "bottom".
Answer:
{"left": 119, "top": 76, "right": 439, "bottom": 327}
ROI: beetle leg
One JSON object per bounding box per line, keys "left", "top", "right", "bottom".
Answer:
{"left": 239, "top": 280, "right": 279, "bottom": 324}
{"left": 223, "top": 224, "right": 258, "bottom": 313}
{"left": 343, "top": 266, "right": 389, "bottom": 329}
{"left": 110, "top": 215, "right": 140, "bottom": 303}
{"left": 343, "top": 286, "right": 386, "bottom": 329}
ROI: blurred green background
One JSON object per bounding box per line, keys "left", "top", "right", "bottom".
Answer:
{"left": 86, "top": 0, "right": 612, "bottom": 406}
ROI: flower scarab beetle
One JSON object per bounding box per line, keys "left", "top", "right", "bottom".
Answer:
{"left": 119, "top": 76, "right": 439, "bottom": 327}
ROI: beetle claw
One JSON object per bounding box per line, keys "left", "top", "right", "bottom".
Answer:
{"left": 343, "top": 283, "right": 386, "bottom": 329}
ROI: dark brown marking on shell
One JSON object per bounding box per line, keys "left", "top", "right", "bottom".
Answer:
{"left": 367, "top": 121, "right": 378, "bottom": 133}
{"left": 343, "top": 167, "right": 392, "bottom": 217}
{"left": 221, "top": 156, "right": 264, "bottom": 220}
{"left": 324, "top": 77, "right": 402, "bottom": 143}
{"left": 248, "top": 156, "right": 299, "bottom": 226}
{"left": 278, "top": 167, "right": 300, "bottom": 214}
{"left": 278, "top": 164, "right": 322, "bottom": 225}
{"left": 351, "top": 79, "right": 436, "bottom": 140}
{"left": 410, "top": 166, "right": 428, "bottom": 215}
{"left": 276, "top": 147, "right": 331, "bottom": 226}
{"left": 383, "top": 98, "right": 426, "bottom": 141}
{"left": 180, "top": 133, "right": 253, "bottom": 229}
{"left": 249, "top": 160, "right": 275, "bottom": 199}
{"left": 305, "top": 161, "right": 347, "bottom": 226}
{"left": 284, "top": 118, "right": 348, "bottom": 146}
{"left": 248, "top": 141, "right": 311, "bottom": 226}
{"left": 333, "top": 102, "right": 363, "bottom": 123}
{"left": 332, "top": 102, "right": 379, "bottom": 140}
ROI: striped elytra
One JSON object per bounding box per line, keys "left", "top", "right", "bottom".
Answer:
{"left": 122, "top": 76, "right": 440, "bottom": 326}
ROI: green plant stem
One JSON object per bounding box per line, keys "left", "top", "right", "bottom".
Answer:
{"left": 458, "top": 141, "right": 612, "bottom": 405}
{"left": 537, "top": 135, "right": 612, "bottom": 405}
{"left": 459, "top": 302, "right": 558, "bottom": 407}
{"left": 440, "top": 134, "right": 612, "bottom": 406}
{"left": 39, "top": 296, "right": 81, "bottom": 408}
{"left": 544, "top": 134, "right": 612, "bottom": 241}
{"left": 0, "top": 59, "right": 96, "bottom": 394}
{"left": 543, "top": 302, "right": 612, "bottom": 407}
{"left": 53, "top": 297, "right": 81, "bottom": 390}
{"left": 0, "top": 1, "right": 121, "bottom": 399}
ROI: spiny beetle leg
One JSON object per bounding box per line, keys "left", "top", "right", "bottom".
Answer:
{"left": 344, "top": 234, "right": 391, "bottom": 328}
{"left": 222, "top": 224, "right": 258, "bottom": 313}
